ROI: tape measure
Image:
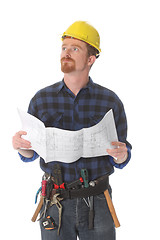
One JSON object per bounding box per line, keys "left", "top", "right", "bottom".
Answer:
{"left": 41, "top": 216, "right": 57, "bottom": 230}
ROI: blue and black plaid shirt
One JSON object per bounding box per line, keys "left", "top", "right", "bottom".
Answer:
{"left": 19, "top": 77, "right": 132, "bottom": 182}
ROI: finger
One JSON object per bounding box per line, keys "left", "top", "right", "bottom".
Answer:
{"left": 106, "top": 151, "right": 126, "bottom": 161}
{"left": 14, "top": 132, "right": 31, "bottom": 145}
{"left": 112, "top": 152, "right": 126, "bottom": 159}
{"left": 16, "top": 138, "right": 32, "bottom": 147}
{"left": 13, "top": 134, "right": 31, "bottom": 150}
{"left": 14, "top": 142, "right": 32, "bottom": 150}
{"left": 16, "top": 131, "right": 27, "bottom": 137}
{"left": 107, "top": 147, "right": 126, "bottom": 155}
{"left": 107, "top": 147, "right": 127, "bottom": 160}
{"left": 111, "top": 141, "right": 126, "bottom": 147}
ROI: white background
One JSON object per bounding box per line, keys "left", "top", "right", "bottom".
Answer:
{"left": 0, "top": 0, "right": 160, "bottom": 239}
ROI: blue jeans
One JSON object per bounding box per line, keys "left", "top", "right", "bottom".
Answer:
{"left": 40, "top": 191, "right": 115, "bottom": 240}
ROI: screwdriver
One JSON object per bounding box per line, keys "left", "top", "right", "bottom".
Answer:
{"left": 88, "top": 196, "right": 94, "bottom": 229}
{"left": 81, "top": 169, "right": 89, "bottom": 188}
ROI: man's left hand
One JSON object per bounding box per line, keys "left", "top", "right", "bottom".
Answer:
{"left": 107, "top": 141, "right": 128, "bottom": 164}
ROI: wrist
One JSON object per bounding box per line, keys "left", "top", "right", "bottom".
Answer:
{"left": 18, "top": 149, "right": 34, "bottom": 158}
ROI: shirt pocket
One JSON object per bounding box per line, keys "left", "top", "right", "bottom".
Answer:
{"left": 89, "top": 114, "right": 104, "bottom": 126}
{"left": 40, "top": 111, "right": 63, "bottom": 128}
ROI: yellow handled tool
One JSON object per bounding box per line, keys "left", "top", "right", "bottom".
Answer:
{"left": 31, "top": 195, "right": 44, "bottom": 222}
{"left": 104, "top": 189, "right": 120, "bottom": 228}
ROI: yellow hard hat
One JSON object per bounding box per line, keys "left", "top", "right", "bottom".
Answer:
{"left": 62, "top": 21, "right": 101, "bottom": 54}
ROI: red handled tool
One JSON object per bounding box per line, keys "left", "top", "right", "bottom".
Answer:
{"left": 53, "top": 164, "right": 65, "bottom": 190}
{"left": 31, "top": 175, "right": 48, "bottom": 222}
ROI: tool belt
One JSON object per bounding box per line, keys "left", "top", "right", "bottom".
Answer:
{"left": 58, "top": 174, "right": 109, "bottom": 199}
{"left": 32, "top": 166, "right": 120, "bottom": 235}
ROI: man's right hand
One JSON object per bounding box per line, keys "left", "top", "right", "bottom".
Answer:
{"left": 12, "top": 131, "right": 32, "bottom": 150}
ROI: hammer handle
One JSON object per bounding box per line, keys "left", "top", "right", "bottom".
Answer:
{"left": 104, "top": 189, "right": 120, "bottom": 228}
{"left": 31, "top": 195, "right": 44, "bottom": 222}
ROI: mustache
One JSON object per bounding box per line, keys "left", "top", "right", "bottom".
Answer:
{"left": 61, "top": 57, "right": 75, "bottom": 63}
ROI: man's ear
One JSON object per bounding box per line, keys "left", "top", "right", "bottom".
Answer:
{"left": 88, "top": 55, "right": 96, "bottom": 67}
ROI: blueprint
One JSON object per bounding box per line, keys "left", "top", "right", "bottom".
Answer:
{"left": 18, "top": 109, "right": 118, "bottom": 163}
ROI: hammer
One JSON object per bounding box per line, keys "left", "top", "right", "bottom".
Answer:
{"left": 104, "top": 189, "right": 120, "bottom": 228}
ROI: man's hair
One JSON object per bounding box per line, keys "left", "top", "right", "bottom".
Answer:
{"left": 86, "top": 44, "right": 99, "bottom": 69}
{"left": 86, "top": 44, "right": 100, "bottom": 59}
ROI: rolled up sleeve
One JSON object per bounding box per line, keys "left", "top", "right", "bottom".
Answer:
{"left": 18, "top": 151, "right": 39, "bottom": 162}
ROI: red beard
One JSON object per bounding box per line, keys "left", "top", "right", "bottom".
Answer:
{"left": 61, "top": 57, "right": 76, "bottom": 73}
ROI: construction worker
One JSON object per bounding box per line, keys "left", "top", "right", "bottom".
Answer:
{"left": 12, "top": 21, "right": 132, "bottom": 240}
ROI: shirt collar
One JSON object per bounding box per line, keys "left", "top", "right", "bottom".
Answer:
{"left": 56, "top": 80, "right": 65, "bottom": 94}
{"left": 85, "top": 77, "right": 95, "bottom": 94}
{"left": 57, "top": 77, "right": 95, "bottom": 95}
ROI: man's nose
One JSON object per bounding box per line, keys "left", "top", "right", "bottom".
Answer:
{"left": 65, "top": 53, "right": 71, "bottom": 58}
{"left": 65, "top": 49, "right": 71, "bottom": 58}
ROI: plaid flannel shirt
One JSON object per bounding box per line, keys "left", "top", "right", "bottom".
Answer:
{"left": 19, "top": 77, "right": 132, "bottom": 182}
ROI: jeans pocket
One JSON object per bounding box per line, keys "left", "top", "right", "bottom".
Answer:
{"left": 96, "top": 193, "right": 106, "bottom": 200}
{"left": 95, "top": 185, "right": 112, "bottom": 200}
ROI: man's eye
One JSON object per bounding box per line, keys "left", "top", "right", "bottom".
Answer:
{"left": 62, "top": 47, "right": 66, "bottom": 51}
{"left": 73, "top": 47, "right": 78, "bottom": 51}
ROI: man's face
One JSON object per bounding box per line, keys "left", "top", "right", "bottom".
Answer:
{"left": 60, "top": 38, "right": 89, "bottom": 74}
